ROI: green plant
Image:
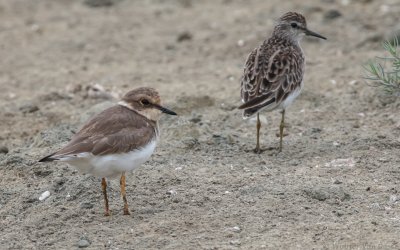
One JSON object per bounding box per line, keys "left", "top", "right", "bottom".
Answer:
{"left": 364, "top": 38, "right": 400, "bottom": 96}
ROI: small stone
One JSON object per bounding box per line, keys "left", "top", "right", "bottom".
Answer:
{"left": 333, "top": 179, "right": 342, "bottom": 184}
{"left": 78, "top": 239, "right": 90, "bottom": 248}
{"left": 80, "top": 202, "right": 94, "bottom": 209}
{"left": 189, "top": 116, "right": 202, "bottom": 124}
{"left": 85, "top": 84, "right": 117, "bottom": 100}
{"left": 230, "top": 240, "right": 241, "bottom": 246}
{"left": 333, "top": 210, "right": 344, "bottom": 217}
{"left": 39, "top": 191, "right": 50, "bottom": 201}
{"left": 66, "top": 84, "right": 82, "bottom": 94}
{"left": 54, "top": 177, "right": 66, "bottom": 186}
{"left": 324, "top": 10, "right": 342, "bottom": 20}
{"left": 0, "top": 145, "right": 8, "bottom": 154}
{"left": 166, "top": 190, "right": 177, "bottom": 196}
{"left": 232, "top": 226, "right": 241, "bottom": 232}
{"left": 165, "top": 44, "right": 175, "bottom": 50}
{"left": 83, "top": 0, "right": 115, "bottom": 7}
{"left": 389, "top": 195, "right": 399, "bottom": 203}
{"left": 181, "top": 137, "right": 199, "bottom": 149}
{"left": 311, "top": 127, "right": 322, "bottom": 133}
{"left": 304, "top": 186, "right": 350, "bottom": 202}
{"left": 177, "top": 31, "right": 193, "bottom": 42}
{"left": 19, "top": 103, "right": 39, "bottom": 113}
{"left": 305, "top": 188, "right": 329, "bottom": 201}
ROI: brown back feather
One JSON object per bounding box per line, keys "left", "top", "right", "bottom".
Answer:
{"left": 52, "top": 105, "right": 157, "bottom": 157}
{"left": 240, "top": 37, "right": 304, "bottom": 114}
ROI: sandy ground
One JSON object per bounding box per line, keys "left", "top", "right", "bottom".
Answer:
{"left": 1, "top": 0, "right": 400, "bottom": 249}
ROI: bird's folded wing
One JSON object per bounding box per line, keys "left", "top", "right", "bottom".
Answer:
{"left": 49, "top": 126, "right": 156, "bottom": 158}
{"left": 44, "top": 106, "right": 157, "bottom": 159}
{"left": 240, "top": 46, "right": 303, "bottom": 110}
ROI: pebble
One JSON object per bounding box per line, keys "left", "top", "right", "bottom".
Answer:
{"left": 333, "top": 179, "right": 342, "bottom": 184}
{"left": 86, "top": 84, "right": 116, "bottom": 100}
{"left": 230, "top": 240, "right": 241, "bottom": 246}
{"left": 304, "top": 186, "right": 350, "bottom": 202}
{"left": 324, "top": 10, "right": 342, "bottom": 20}
{"left": 19, "top": 103, "right": 39, "bottom": 113}
{"left": 166, "top": 190, "right": 177, "bottom": 196}
{"left": 83, "top": 0, "right": 115, "bottom": 7}
{"left": 232, "top": 226, "right": 241, "bottom": 232}
{"left": 389, "top": 195, "right": 399, "bottom": 203}
{"left": 0, "top": 145, "right": 8, "bottom": 154}
{"left": 177, "top": 31, "right": 193, "bottom": 42}
{"left": 78, "top": 239, "right": 91, "bottom": 248}
{"left": 80, "top": 202, "right": 94, "bottom": 209}
{"left": 39, "top": 191, "right": 50, "bottom": 201}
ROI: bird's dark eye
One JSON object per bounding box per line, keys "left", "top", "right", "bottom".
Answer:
{"left": 140, "top": 99, "right": 150, "bottom": 106}
{"left": 291, "top": 23, "right": 298, "bottom": 28}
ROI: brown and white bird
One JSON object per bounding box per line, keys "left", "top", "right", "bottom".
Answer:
{"left": 39, "top": 87, "right": 177, "bottom": 216}
{"left": 238, "top": 12, "right": 326, "bottom": 153}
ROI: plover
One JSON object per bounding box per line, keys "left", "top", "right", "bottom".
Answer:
{"left": 238, "top": 12, "right": 326, "bottom": 153}
{"left": 39, "top": 87, "right": 177, "bottom": 216}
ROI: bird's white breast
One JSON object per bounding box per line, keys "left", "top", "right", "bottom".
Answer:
{"left": 279, "top": 82, "right": 303, "bottom": 110}
{"left": 61, "top": 140, "right": 157, "bottom": 178}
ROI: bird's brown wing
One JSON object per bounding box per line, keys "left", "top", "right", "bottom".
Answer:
{"left": 239, "top": 44, "right": 304, "bottom": 117}
{"left": 41, "top": 106, "right": 156, "bottom": 160}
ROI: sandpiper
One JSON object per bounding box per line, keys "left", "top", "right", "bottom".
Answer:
{"left": 238, "top": 12, "right": 326, "bottom": 153}
{"left": 39, "top": 87, "right": 177, "bottom": 216}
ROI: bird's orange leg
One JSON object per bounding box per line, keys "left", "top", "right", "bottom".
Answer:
{"left": 120, "top": 172, "right": 131, "bottom": 215}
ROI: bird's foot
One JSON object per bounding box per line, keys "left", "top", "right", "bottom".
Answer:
{"left": 253, "top": 147, "right": 263, "bottom": 154}
{"left": 123, "top": 209, "right": 131, "bottom": 215}
{"left": 275, "top": 132, "right": 289, "bottom": 137}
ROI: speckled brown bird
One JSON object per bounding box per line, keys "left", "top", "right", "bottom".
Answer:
{"left": 238, "top": 12, "right": 326, "bottom": 153}
{"left": 39, "top": 87, "right": 177, "bottom": 216}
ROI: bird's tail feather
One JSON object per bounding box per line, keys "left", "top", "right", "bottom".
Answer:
{"left": 38, "top": 153, "right": 57, "bottom": 162}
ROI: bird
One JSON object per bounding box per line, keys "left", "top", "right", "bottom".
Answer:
{"left": 39, "top": 87, "right": 177, "bottom": 216}
{"left": 238, "top": 12, "right": 326, "bottom": 154}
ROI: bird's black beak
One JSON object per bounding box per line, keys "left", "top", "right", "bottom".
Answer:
{"left": 154, "top": 104, "right": 177, "bottom": 115}
{"left": 304, "top": 28, "right": 327, "bottom": 40}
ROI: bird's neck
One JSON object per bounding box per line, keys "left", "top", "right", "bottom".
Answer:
{"left": 270, "top": 29, "right": 302, "bottom": 47}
